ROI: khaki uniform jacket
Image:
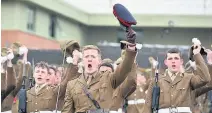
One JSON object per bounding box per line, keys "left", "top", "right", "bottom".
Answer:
{"left": 191, "top": 64, "right": 212, "bottom": 113}
{"left": 143, "top": 54, "right": 211, "bottom": 113}
{"left": 26, "top": 64, "right": 78, "bottom": 112}
{"left": 1, "top": 66, "right": 16, "bottom": 104}
{"left": 126, "top": 82, "right": 150, "bottom": 113}
{"left": 1, "top": 63, "right": 30, "bottom": 112}
{"left": 62, "top": 49, "right": 137, "bottom": 113}
{"left": 110, "top": 63, "right": 137, "bottom": 111}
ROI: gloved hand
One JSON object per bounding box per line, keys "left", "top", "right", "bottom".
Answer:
{"left": 126, "top": 28, "right": 136, "bottom": 44}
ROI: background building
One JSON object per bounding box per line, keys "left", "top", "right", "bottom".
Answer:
{"left": 1, "top": 0, "right": 212, "bottom": 67}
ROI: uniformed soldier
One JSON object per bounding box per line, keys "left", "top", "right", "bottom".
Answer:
{"left": 124, "top": 69, "right": 150, "bottom": 113}
{"left": 143, "top": 45, "right": 211, "bottom": 113}
{"left": 62, "top": 41, "right": 137, "bottom": 113}
{"left": 25, "top": 59, "right": 77, "bottom": 112}
{"left": 1, "top": 47, "right": 16, "bottom": 104}
{"left": 191, "top": 49, "right": 212, "bottom": 113}
{"left": 1, "top": 44, "right": 31, "bottom": 113}
{"left": 109, "top": 57, "right": 137, "bottom": 113}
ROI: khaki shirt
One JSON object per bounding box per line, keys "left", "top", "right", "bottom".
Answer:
{"left": 62, "top": 49, "right": 137, "bottom": 113}
{"left": 143, "top": 54, "right": 211, "bottom": 113}
{"left": 26, "top": 64, "right": 78, "bottom": 112}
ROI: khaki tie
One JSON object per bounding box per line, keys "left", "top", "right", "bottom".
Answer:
{"left": 87, "top": 76, "right": 93, "bottom": 85}
{"left": 35, "top": 85, "right": 40, "bottom": 94}
{"left": 171, "top": 73, "right": 176, "bottom": 81}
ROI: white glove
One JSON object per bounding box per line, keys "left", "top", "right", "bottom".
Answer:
{"left": 136, "top": 44, "right": 143, "bottom": 50}
{"left": 1, "top": 56, "right": 8, "bottom": 63}
{"left": 19, "top": 46, "right": 28, "bottom": 55}
{"left": 189, "top": 60, "right": 196, "bottom": 70}
{"left": 1, "top": 65, "right": 6, "bottom": 73}
{"left": 152, "top": 60, "right": 158, "bottom": 69}
{"left": 66, "top": 57, "right": 73, "bottom": 64}
{"left": 7, "top": 60, "right": 13, "bottom": 67}
{"left": 7, "top": 52, "right": 14, "bottom": 60}
{"left": 192, "top": 38, "right": 201, "bottom": 45}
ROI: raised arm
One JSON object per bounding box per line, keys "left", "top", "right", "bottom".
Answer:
{"left": 190, "top": 54, "right": 210, "bottom": 89}
{"left": 110, "top": 48, "right": 137, "bottom": 89}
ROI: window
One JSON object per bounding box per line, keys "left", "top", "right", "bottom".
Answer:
{"left": 27, "top": 6, "right": 36, "bottom": 31}
{"left": 49, "top": 14, "right": 57, "bottom": 38}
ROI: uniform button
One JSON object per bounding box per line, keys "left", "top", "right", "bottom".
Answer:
{"left": 171, "top": 95, "right": 173, "bottom": 97}
{"left": 134, "top": 94, "right": 136, "bottom": 96}
{"left": 35, "top": 109, "right": 38, "bottom": 112}
{"left": 171, "top": 86, "right": 174, "bottom": 88}
{"left": 182, "top": 88, "right": 185, "bottom": 89}
{"left": 35, "top": 103, "right": 37, "bottom": 104}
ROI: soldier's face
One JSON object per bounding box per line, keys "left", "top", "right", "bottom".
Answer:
{"left": 165, "top": 53, "right": 183, "bottom": 73}
{"left": 99, "top": 66, "right": 113, "bottom": 73}
{"left": 137, "top": 74, "right": 146, "bottom": 85}
{"left": 55, "top": 71, "right": 61, "bottom": 85}
{"left": 47, "top": 69, "right": 56, "bottom": 85}
{"left": 83, "top": 49, "right": 101, "bottom": 74}
{"left": 34, "top": 67, "right": 48, "bottom": 85}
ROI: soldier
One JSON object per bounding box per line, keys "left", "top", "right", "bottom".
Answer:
{"left": 1, "top": 44, "right": 30, "bottom": 113}
{"left": 25, "top": 57, "right": 77, "bottom": 112}
{"left": 1, "top": 47, "right": 16, "bottom": 103}
{"left": 62, "top": 40, "right": 137, "bottom": 113}
{"left": 109, "top": 55, "right": 137, "bottom": 113}
{"left": 143, "top": 45, "right": 211, "bottom": 113}
{"left": 191, "top": 49, "right": 212, "bottom": 113}
{"left": 124, "top": 69, "right": 150, "bottom": 113}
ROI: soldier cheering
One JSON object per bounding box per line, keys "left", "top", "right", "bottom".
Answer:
{"left": 143, "top": 43, "right": 211, "bottom": 113}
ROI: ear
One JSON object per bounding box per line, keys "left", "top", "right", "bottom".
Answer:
{"left": 164, "top": 59, "right": 168, "bottom": 66}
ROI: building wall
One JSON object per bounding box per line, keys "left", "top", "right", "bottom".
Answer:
{"left": 86, "top": 27, "right": 212, "bottom": 47}
{"left": 1, "top": 1, "right": 17, "bottom": 29}
{"left": 1, "top": 1, "right": 87, "bottom": 45}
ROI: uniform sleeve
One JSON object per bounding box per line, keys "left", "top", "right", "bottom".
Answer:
{"left": 190, "top": 54, "right": 211, "bottom": 89}
{"left": 142, "top": 80, "right": 154, "bottom": 113}
{"left": 6, "top": 67, "right": 16, "bottom": 89}
{"left": 1, "top": 73, "right": 6, "bottom": 90}
{"left": 62, "top": 81, "right": 74, "bottom": 113}
{"left": 194, "top": 64, "right": 212, "bottom": 97}
{"left": 11, "top": 63, "right": 26, "bottom": 97}
{"left": 53, "top": 64, "right": 79, "bottom": 99}
{"left": 110, "top": 49, "right": 137, "bottom": 89}
{"left": 119, "top": 64, "right": 137, "bottom": 98}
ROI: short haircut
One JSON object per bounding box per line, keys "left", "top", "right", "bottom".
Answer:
{"left": 99, "top": 62, "right": 114, "bottom": 72}
{"left": 48, "top": 65, "right": 57, "bottom": 75}
{"left": 35, "top": 61, "right": 49, "bottom": 72}
{"left": 165, "top": 48, "right": 182, "bottom": 59}
{"left": 82, "top": 45, "right": 102, "bottom": 58}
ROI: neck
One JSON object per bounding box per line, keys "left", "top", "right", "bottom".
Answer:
{"left": 84, "top": 71, "right": 97, "bottom": 78}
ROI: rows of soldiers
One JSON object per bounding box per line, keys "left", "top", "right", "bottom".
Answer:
{"left": 1, "top": 34, "right": 212, "bottom": 113}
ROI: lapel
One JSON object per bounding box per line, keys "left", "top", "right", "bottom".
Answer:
{"left": 29, "top": 87, "right": 36, "bottom": 96}
{"left": 78, "top": 74, "right": 87, "bottom": 86}
{"left": 89, "top": 72, "right": 100, "bottom": 87}
{"left": 163, "top": 70, "right": 172, "bottom": 84}
{"left": 172, "top": 73, "right": 183, "bottom": 86}
{"left": 36, "top": 85, "right": 47, "bottom": 96}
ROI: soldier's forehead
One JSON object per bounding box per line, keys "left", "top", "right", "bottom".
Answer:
{"left": 35, "top": 67, "right": 47, "bottom": 70}
{"left": 167, "top": 53, "right": 180, "bottom": 57}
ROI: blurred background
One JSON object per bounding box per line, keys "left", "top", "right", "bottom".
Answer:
{"left": 1, "top": 0, "right": 212, "bottom": 68}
